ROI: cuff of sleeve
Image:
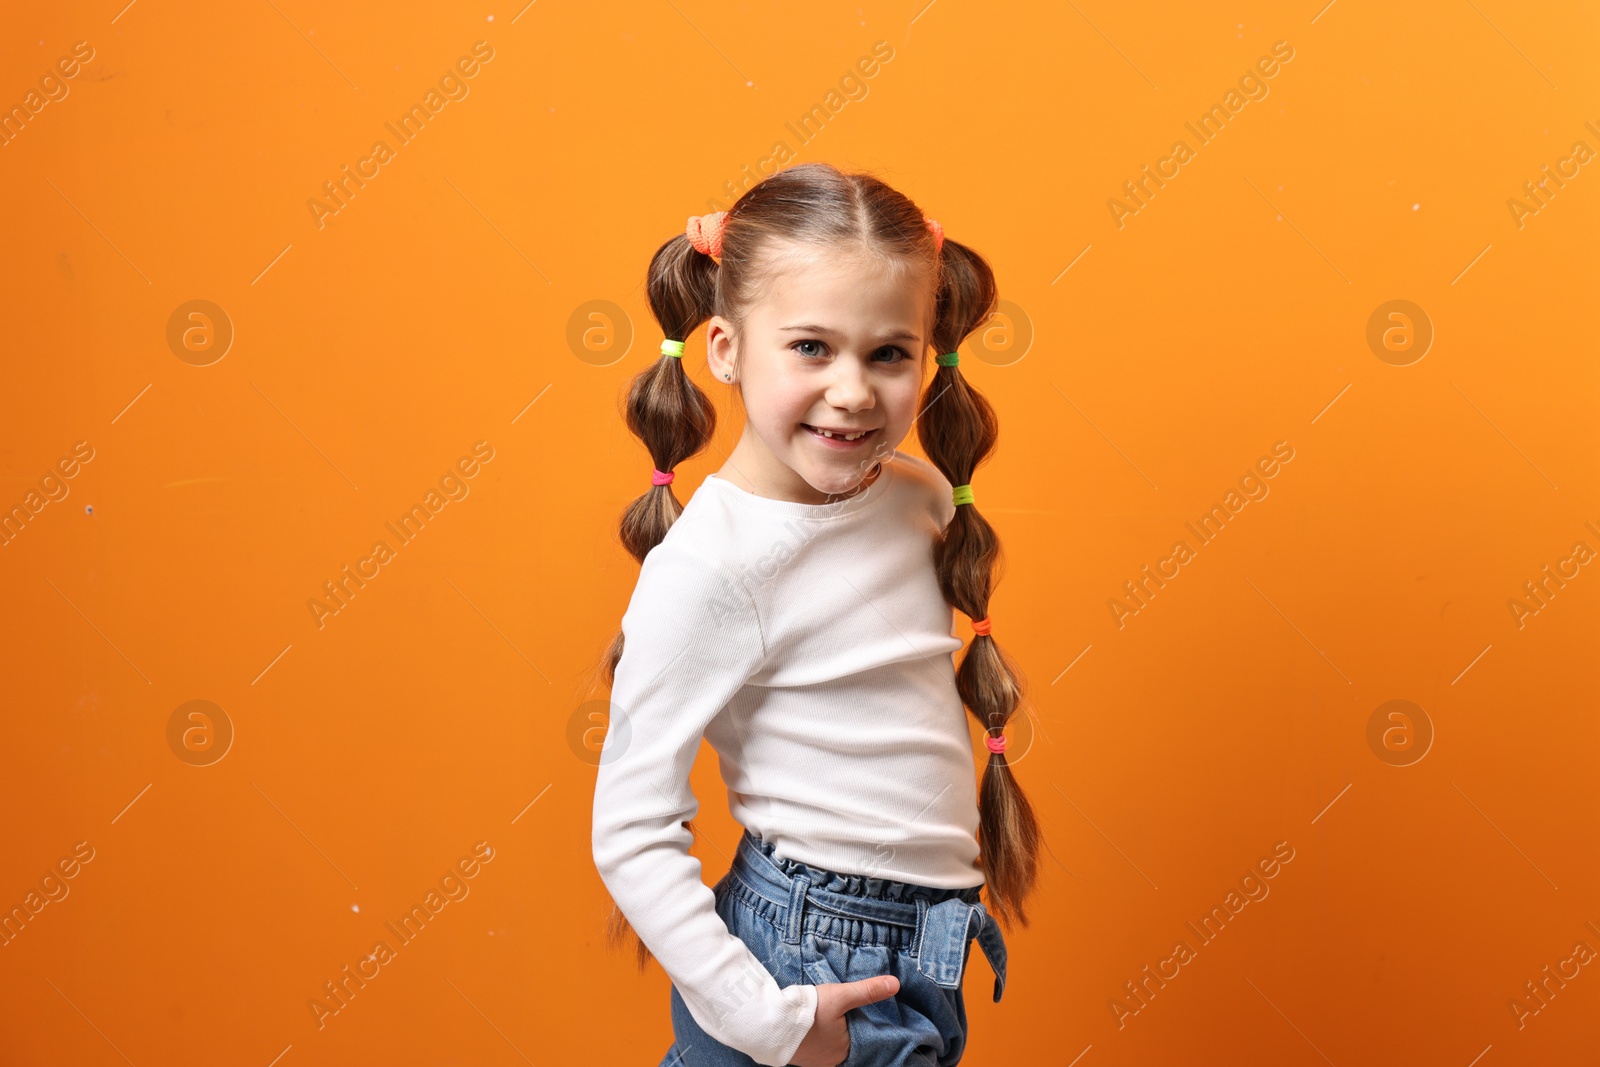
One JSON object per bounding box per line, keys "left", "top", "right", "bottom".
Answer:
{"left": 752, "top": 984, "right": 818, "bottom": 1067}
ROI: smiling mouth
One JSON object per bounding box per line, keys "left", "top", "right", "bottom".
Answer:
{"left": 803, "top": 424, "right": 877, "bottom": 442}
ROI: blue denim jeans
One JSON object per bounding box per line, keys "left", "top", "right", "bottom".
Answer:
{"left": 658, "top": 828, "right": 1007, "bottom": 1067}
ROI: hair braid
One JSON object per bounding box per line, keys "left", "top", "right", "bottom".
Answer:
{"left": 918, "top": 236, "right": 1043, "bottom": 930}
{"left": 602, "top": 234, "right": 721, "bottom": 685}
{"left": 599, "top": 229, "right": 722, "bottom": 969}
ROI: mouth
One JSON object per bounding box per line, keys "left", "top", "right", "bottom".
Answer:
{"left": 803, "top": 424, "right": 878, "bottom": 447}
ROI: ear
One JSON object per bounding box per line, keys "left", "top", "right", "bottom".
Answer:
{"left": 706, "top": 315, "right": 738, "bottom": 382}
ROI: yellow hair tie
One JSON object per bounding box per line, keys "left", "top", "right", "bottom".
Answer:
{"left": 952, "top": 484, "right": 974, "bottom": 506}
{"left": 660, "top": 339, "right": 685, "bottom": 358}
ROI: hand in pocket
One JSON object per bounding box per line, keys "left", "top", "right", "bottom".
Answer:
{"left": 789, "top": 975, "right": 899, "bottom": 1067}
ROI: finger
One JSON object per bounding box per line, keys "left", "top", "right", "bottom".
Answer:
{"left": 839, "top": 974, "right": 900, "bottom": 1010}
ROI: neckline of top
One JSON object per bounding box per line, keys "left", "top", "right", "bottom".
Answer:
{"left": 702, "top": 454, "right": 898, "bottom": 520}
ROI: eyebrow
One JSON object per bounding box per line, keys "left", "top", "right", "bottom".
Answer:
{"left": 778, "top": 323, "right": 922, "bottom": 343}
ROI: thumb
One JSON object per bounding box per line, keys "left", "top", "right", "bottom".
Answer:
{"left": 837, "top": 974, "right": 900, "bottom": 1012}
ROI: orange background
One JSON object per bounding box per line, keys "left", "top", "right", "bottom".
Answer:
{"left": 2, "top": 1, "right": 1597, "bottom": 1064}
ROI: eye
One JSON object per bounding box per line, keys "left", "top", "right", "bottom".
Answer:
{"left": 790, "top": 340, "right": 914, "bottom": 362}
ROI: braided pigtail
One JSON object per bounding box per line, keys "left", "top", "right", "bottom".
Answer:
{"left": 600, "top": 213, "right": 726, "bottom": 970}
{"left": 917, "top": 229, "right": 1043, "bottom": 930}
{"left": 601, "top": 218, "right": 725, "bottom": 688}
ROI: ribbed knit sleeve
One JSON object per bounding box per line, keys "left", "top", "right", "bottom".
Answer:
{"left": 591, "top": 538, "right": 818, "bottom": 1066}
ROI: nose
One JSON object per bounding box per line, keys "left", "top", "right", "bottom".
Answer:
{"left": 823, "top": 353, "right": 876, "bottom": 413}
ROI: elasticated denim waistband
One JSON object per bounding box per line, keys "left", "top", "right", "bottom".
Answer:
{"left": 733, "top": 827, "right": 982, "bottom": 915}
{"left": 727, "top": 828, "right": 1009, "bottom": 1000}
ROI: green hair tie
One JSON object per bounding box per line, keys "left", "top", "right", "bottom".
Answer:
{"left": 660, "top": 339, "right": 685, "bottom": 358}
{"left": 936, "top": 351, "right": 960, "bottom": 367}
{"left": 952, "top": 483, "right": 974, "bottom": 506}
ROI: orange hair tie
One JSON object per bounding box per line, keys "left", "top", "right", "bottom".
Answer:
{"left": 925, "top": 217, "right": 944, "bottom": 254}
{"left": 687, "top": 212, "right": 728, "bottom": 257}
{"left": 970, "top": 614, "right": 991, "bottom": 636}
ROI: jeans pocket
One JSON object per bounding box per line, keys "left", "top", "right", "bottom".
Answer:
{"left": 798, "top": 933, "right": 860, "bottom": 1067}
{"left": 809, "top": 933, "right": 967, "bottom": 1067}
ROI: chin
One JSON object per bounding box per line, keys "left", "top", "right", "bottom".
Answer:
{"left": 816, "top": 463, "right": 880, "bottom": 493}
{"left": 809, "top": 473, "right": 861, "bottom": 494}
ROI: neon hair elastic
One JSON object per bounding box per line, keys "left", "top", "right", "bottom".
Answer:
{"left": 984, "top": 734, "right": 1007, "bottom": 754}
{"left": 925, "top": 217, "right": 944, "bottom": 254}
{"left": 952, "top": 484, "right": 975, "bottom": 506}
{"left": 970, "top": 614, "right": 991, "bottom": 636}
{"left": 660, "top": 339, "right": 685, "bottom": 358}
{"left": 651, "top": 469, "right": 675, "bottom": 486}
{"left": 936, "top": 351, "right": 960, "bottom": 367}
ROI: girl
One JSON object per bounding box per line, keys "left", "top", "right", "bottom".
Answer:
{"left": 591, "top": 162, "right": 1041, "bottom": 1067}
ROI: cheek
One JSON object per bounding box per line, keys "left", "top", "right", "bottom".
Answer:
{"left": 887, "top": 375, "right": 923, "bottom": 417}
{"left": 741, "top": 378, "right": 806, "bottom": 427}
{"left": 760, "top": 378, "right": 813, "bottom": 421}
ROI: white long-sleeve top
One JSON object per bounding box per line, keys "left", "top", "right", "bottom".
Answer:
{"left": 591, "top": 449, "right": 985, "bottom": 1065}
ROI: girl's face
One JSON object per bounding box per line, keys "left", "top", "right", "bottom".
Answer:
{"left": 706, "top": 243, "right": 936, "bottom": 505}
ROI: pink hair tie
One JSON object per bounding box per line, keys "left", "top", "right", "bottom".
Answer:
{"left": 687, "top": 212, "right": 728, "bottom": 257}
{"left": 651, "top": 468, "right": 675, "bottom": 486}
{"left": 925, "top": 217, "right": 944, "bottom": 254}
{"left": 984, "top": 734, "right": 1007, "bottom": 754}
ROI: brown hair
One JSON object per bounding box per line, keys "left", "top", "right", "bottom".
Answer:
{"left": 596, "top": 161, "right": 1041, "bottom": 971}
